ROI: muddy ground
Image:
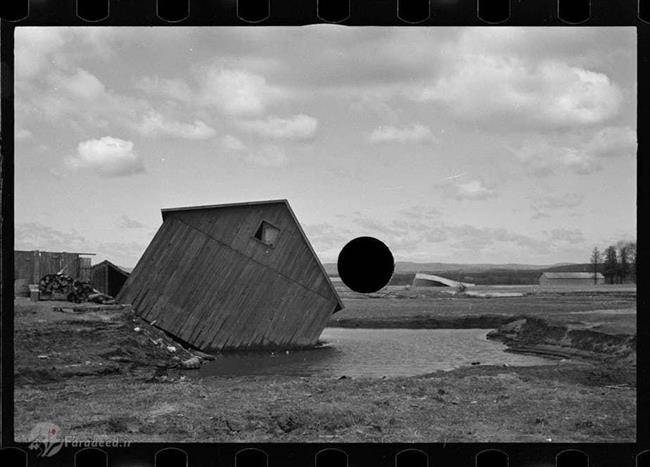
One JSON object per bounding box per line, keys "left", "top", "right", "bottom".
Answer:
{"left": 13, "top": 291, "right": 636, "bottom": 443}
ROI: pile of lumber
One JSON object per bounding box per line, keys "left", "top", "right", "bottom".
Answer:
{"left": 39, "top": 273, "right": 95, "bottom": 303}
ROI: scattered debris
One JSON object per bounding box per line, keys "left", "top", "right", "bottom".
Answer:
{"left": 53, "top": 304, "right": 130, "bottom": 314}
{"left": 39, "top": 273, "right": 118, "bottom": 304}
{"left": 87, "top": 292, "right": 117, "bottom": 304}
{"left": 193, "top": 350, "right": 216, "bottom": 361}
{"left": 181, "top": 357, "right": 201, "bottom": 369}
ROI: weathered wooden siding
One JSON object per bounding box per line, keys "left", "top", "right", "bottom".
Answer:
{"left": 91, "top": 261, "right": 129, "bottom": 297}
{"left": 118, "top": 202, "right": 341, "bottom": 351}
{"left": 14, "top": 250, "right": 86, "bottom": 283}
{"left": 168, "top": 204, "right": 333, "bottom": 300}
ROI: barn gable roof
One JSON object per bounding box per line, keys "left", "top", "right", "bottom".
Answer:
{"left": 160, "top": 199, "right": 343, "bottom": 312}
{"left": 92, "top": 259, "right": 130, "bottom": 276}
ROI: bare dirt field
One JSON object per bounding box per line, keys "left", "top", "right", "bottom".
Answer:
{"left": 13, "top": 288, "right": 636, "bottom": 443}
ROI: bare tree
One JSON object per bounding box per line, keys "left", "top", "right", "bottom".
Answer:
{"left": 590, "top": 247, "right": 601, "bottom": 284}
{"left": 628, "top": 241, "right": 637, "bottom": 283}
{"left": 603, "top": 245, "right": 619, "bottom": 284}
{"left": 618, "top": 241, "right": 636, "bottom": 283}
{"left": 619, "top": 244, "right": 630, "bottom": 283}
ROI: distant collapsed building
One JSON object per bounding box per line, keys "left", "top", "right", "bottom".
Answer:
{"left": 117, "top": 200, "right": 343, "bottom": 351}
{"left": 539, "top": 272, "right": 604, "bottom": 287}
{"left": 412, "top": 273, "right": 475, "bottom": 289}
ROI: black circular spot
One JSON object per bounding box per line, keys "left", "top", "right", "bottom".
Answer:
{"left": 337, "top": 237, "right": 394, "bottom": 293}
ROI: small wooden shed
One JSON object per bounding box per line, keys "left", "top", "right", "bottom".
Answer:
{"left": 117, "top": 199, "right": 343, "bottom": 351}
{"left": 91, "top": 260, "right": 130, "bottom": 297}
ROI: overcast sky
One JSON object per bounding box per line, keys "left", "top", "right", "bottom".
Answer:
{"left": 14, "top": 26, "right": 636, "bottom": 267}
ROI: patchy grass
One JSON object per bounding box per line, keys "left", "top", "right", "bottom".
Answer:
{"left": 14, "top": 363, "right": 634, "bottom": 442}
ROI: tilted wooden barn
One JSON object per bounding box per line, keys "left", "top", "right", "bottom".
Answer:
{"left": 117, "top": 200, "right": 343, "bottom": 351}
{"left": 91, "top": 260, "right": 130, "bottom": 297}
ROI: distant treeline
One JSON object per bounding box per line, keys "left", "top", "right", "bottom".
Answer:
{"left": 389, "top": 263, "right": 595, "bottom": 286}
{"left": 591, "top": 241, "right": 636, "bottom": 284}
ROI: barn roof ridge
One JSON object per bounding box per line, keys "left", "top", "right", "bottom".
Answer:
{"left": 93, "top": 259, "right": 130, "bottom": 275}
{"left": 161, "top": 199, "right": 289, "bottom": 215}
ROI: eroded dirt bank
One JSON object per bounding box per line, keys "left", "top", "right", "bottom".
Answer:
{"left": 487, "top": 317, "right": 636, "bottom": 362}
{"left": 14, "top": 299, "right": 205, "bottom": 387}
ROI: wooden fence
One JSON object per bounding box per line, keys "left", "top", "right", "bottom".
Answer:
{"left": 14, "top": 251, "right": 94, "bottom": 295}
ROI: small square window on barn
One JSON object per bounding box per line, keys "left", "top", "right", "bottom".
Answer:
{"left": 254, "top": 221, "right": 280, "bottom": 247}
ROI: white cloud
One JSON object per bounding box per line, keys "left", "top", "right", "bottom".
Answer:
{"left": 414, "top": 58, "right": 623, "bottom": 130}
{"left": 15, "top": 28, "right": 67, "bottom": 79}
{"left": 585, "top": 126, "right": 636, "bottom": 158}
{"left": 238, "top": 114, "right": 318, "bottom": 140}
{"left": 118, "top": 215, "right": 148, "bottom": 229}
{"left": 512, "top": 126, "right": 634, "bottom": 177}
{"left": 535, "top": 193, "right": 584, "bottom": 210}
{"left": 513, "top": 141, "right": 601, "bottom": 177}
{"left": 15, "top": 222, "right": 88, "bottom": 252}
{"left": 342, "top": 212, "right": 553, "bottom": 260}
{"left": 438, "top": 178, "right": 497, "bottom": 201}
{"left": 530, "top": 193, "right": 584, "bottom": 219}
{"left": 368, "top": 124, "right": 437, "bottom": 144}
{"left": 201, "top": 67, "right": 281, "bottom": 116}
{"left": 244, "top": 145, "right": 288, "bottom": 167}
{"left": 221, "top": 135, "right": 247, "bottom": 151}
{"left": 66, "top": 137, "right": 144, "bottom": 177}
{"left": 221, "top": 137, "right": 287, "bottom": 167}
{"left": 16, "top": 128, "right": 33, "bottom": 140}
{"left": 62, "top": 69, "right": 106, "bottom": 100}
{"left": 546, "top": 228, "right": 585, "bottom": 244}
{"left": 135, "top": 112, "right": 216, "bottom": 140}
{"left": 453, "top": 179, "right": 497, "bottom": 200}
{"left": 135, "top": 76, "right": 193, "bottom": 102}
{"left": 561, "top": 149, "right": 601, "bottom": 175}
